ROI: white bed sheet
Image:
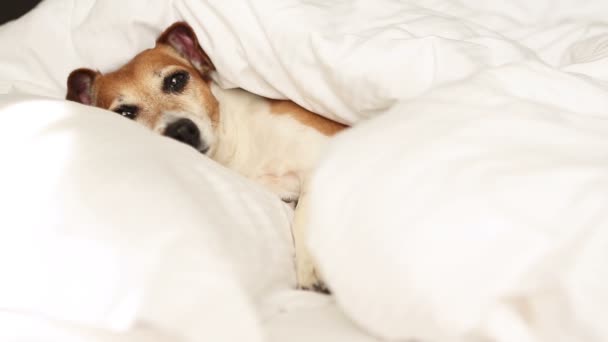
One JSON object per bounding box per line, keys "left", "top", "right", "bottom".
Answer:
{"left": 261, "top": 290, "right": 380, "bottom": 342}
{"left": 0, "top": 291, "right": 377, "bottom": 342}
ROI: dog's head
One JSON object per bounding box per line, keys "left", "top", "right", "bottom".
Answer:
{"left": 67, "top": 22, "right": 218, "bottom": 154}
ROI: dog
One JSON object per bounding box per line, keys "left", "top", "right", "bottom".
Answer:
{"left": 66, "top": 21, "right": 346, "bottom": 292}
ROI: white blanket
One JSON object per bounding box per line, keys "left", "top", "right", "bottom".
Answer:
{"left": 308, "top": 61, "right": 608, "bottom": 341}
{"left": 2, "top": 0, "right": 608, "bottom": 341}
{"left": 3, "top": 0, "right": 608, "bottom": 122}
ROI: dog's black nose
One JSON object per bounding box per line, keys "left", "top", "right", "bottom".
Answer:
{"left": 164, "top": 118, "right": 200, "bottom": 149}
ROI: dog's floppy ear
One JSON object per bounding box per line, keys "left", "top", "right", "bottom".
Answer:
{"left": 66, "top": 68, "right": 100, "bottom": 105}
{"left": 156, "top": 21, "right": 215, "bottom": 76}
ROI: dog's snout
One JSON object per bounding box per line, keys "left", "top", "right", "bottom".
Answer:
{"left": 164, "top": 118, "right": 200, "bottom": 149}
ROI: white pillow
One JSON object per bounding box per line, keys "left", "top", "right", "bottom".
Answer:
{"left": 0, "top": 94, "right": 296, "bottom": 341}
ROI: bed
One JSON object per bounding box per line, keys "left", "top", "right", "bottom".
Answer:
{"left": 1, "top": 0, "right": 608, "bottom": 341}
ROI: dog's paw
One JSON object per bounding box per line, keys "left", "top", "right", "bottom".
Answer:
{"left": 298, "top": 278, "right": 331, "bottom": 294}
{"left": 300, "top": 280, "right": 331, "bottom": 294}
{"left": 296, "top": 263, "right": 331, "bottom": 294}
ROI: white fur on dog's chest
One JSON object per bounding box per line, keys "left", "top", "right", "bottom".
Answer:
{"left": 208, "top": 85, "right": 329, "bottom": 200}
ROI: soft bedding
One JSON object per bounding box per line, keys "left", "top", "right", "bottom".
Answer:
{"left": 308, "top": 61, "right": 608, "bottom": 341}
{"left": 0, "top": 94, "right": 295, "bottom": 341}
{"left": 1, "top": 0, "right": 608, "bottom": 341}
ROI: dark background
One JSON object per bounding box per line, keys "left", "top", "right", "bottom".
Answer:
{"left": 0, "top": 0, "right": 44, "bottom": 25}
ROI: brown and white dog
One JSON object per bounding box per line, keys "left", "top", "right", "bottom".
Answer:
{"left": 66, "top": 22, "right": 345, "bottom": 292}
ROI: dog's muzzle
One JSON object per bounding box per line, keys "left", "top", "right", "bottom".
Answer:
{"left": 163, "top": 118, "right": 208, "bottom": 154}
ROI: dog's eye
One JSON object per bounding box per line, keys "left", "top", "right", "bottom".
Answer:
{"left": 163, "top": 71, "right": 189, "bottom": 94}
{"left": 113, "top": 105, "right": 139, "bottom": 120}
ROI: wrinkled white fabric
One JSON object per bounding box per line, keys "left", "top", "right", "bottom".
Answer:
{"left": 308, "top": 61, "right": 608, "bottom": 342}
{"left": 2, "top": 0, "right": 607, "bottom": 123}
{"left": 0, "top": 95, "right": 295, "bottom": 341}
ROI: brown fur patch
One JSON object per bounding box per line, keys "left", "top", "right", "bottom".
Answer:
{"left": 66, "top": 68, "right": 100, "bottom": 105}
{"left": 91, "top": 45, "right": 219, "bottom": 128}
{"left": 268, "top": 100, "right": 346, "bottom": 136}
{"left": 156, "top": 21, "right": 215, "bottom": 76}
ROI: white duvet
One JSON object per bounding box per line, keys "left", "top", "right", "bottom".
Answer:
{"left": 1, "top": 0, "right": 608, "bottom": 341}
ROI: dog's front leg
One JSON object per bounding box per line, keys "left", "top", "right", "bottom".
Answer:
{"left": 292, "top": 184, "right": 329, "bottom": 293}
